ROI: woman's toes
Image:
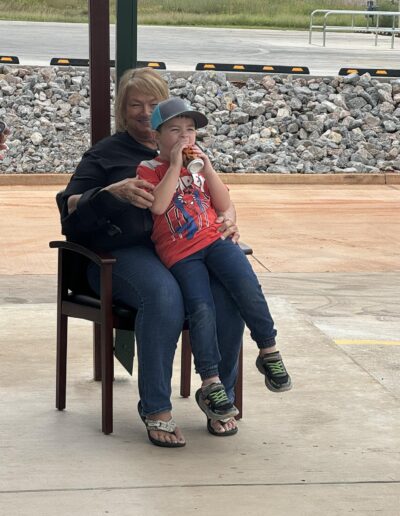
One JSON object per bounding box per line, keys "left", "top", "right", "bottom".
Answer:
{"left": 149, "top": 428, "right": 185, "bottom": 445}
{"left": 162, "top": 432, "right": 173, "bottom": 444}
{"left": 210, "top": 420, "right": 225, "bottom": 433}
{"left": 150, "top": 430, "right": 175, "bottom": 444}
{"left": 227, "top": 418, "right": 237, "bottom": 430}
{"left": 150, "top": 430, "right": 162, "bottom": 442}
{"left": 210, "top": 418, "right": 237, "bottom": 434}
{"left": 174, "top": 426, "right": 186, "bottom": 444}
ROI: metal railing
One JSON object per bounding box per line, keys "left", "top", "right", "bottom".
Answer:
{"left": 309, "top": 9, "right": 400, "bottom": 48}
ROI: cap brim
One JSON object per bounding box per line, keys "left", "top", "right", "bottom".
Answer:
{"left": 153, "top": 110, "right": 208, "bottom": 130}
{"left": 179, "top": 110, "right": 208, "bottom": 129}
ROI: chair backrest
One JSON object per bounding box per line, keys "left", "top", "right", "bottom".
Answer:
{"left": 56, "top": 190, "right": 97, "bottom": 297}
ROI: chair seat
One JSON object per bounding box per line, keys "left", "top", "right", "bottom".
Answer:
{"left": 68, "top": 293, "right": 134, "bottom": 319}
{"left": 68, "top": 292, "right": 190, "bottom": 329}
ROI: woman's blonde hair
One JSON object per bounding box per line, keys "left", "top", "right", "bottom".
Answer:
{"left": 115, "top": 67, "right": 169, "bottom": 132}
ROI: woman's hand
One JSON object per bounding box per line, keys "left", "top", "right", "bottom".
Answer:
{"left": 0, "top": 142, "right": 8, "bottom": 160}
{"left": 216, "top": 213, "right": 240, "bottom": 243}
{"left": 105, "top": 177, "right": 155, "bottom": 208}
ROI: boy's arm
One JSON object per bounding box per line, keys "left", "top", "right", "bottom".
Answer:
{"left": 195, "top": 147, "right": 230, "bottom": 212}
{"left": 150, "top": 162, "right": 181, "bottom": 215}
{"left": 203, "top": 168, "right": 231, "bottom": 213}
{"left": 189, "top": 145, "right": 238, "bottom": 240}
{"left": 137, "top": 160, "right": 181, "bottom": 216}
{"left": 147, "top": 140, "right": 188, "bottom": 215}
{"left": 219, "top": 201, "right": 236, "bottom": 223}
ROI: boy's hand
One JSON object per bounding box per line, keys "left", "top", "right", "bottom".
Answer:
{"left": 169, "top": 140, "right": 187, "bottom": 170}
{"left": 191, "top": 145, "right": 214, "bottom": 175}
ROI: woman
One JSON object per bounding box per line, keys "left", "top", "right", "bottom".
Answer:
{"left": 60, "top": 68, "right": 244, "bottom": 447}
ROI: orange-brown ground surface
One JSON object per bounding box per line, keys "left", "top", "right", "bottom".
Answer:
{"left": 1, "top": 183, "right": 399, "bottom": 275}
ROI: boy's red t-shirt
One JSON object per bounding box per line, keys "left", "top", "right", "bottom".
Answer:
{"left": 137, "top": 158, "right": 222, "bottom": 268}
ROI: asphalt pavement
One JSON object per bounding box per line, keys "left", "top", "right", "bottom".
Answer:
{"left": 1, "top": 21, "right": 400, "bottom": 75}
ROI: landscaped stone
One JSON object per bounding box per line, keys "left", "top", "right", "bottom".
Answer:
{"left": 1, "top": 65, "right": 400, "bottom": 173}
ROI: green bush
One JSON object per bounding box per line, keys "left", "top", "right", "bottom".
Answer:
{"left": 0, "top": 0, "right": 398, "bottom": 28}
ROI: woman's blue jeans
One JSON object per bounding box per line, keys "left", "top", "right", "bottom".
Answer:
{"left": 170, "top": 239, "right": 277, "bottom": 380}
{"left": 87, "top": 243, "right": 244, "bottom": 416}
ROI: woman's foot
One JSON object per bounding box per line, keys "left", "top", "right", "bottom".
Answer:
{"left": 146, "top": 411, "right": 186, "bottom": 446}
{"left": 209, "top": 417, "right": 238, "bottom": 435}
{"left": 137, "top": 402, "right": 186, "bottom": 448}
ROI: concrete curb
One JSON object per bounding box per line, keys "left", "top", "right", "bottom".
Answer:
{"left": 0, "top": 172, "right": 400, "bottom": 186}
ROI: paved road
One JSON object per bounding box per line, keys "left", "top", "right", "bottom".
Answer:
{"left": 1, "top": 20, "right": 400, "bottom": 75}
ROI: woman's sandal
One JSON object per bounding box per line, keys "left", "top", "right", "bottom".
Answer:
{"left": 137, "top": 402, "right": 186, "bottom": 448}
{"left": 207, "top": 417, "right": 239, "bottom": 437}
{"left": 195, "top": 389, "right": 238, "bottom": 437}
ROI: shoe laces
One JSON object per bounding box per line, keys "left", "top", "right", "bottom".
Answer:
{"left": 266, "top": 359, "right": 287, "bottom": 375}
{"left": 207, "top": 387, "right": 229, "bottom": 406}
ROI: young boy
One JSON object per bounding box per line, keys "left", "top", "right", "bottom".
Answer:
{"left": 137, "top": 98, "right": 292, "bottom": 427}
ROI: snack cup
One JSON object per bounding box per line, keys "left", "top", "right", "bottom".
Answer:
{"left": 183, "top": 147, "right": 204, "bottom": 175}
{"left": 186, "top": 158, "right": 204, "bottom": 174}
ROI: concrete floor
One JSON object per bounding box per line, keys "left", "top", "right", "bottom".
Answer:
{"left": 0, "top": 182, "right": 399, "bottom": 515}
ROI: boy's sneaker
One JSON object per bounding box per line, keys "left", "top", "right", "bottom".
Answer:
{"left": 256, "top": 351, "right": 292, "bottom": 392}
{"left": 196, "top": 383, "right": 239, "bottom": 420}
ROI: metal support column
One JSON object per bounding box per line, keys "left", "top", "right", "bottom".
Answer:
{"left": 116, "top": 0, "right": 138, "bottom": 89}
{"left": 88, "top": 0, "right": 111, "bottom": 145}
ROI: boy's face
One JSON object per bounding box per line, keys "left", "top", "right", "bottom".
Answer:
{"left": 156, "top": 116, "right": 196, "bottom": 156}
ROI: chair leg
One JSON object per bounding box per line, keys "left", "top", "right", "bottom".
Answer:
{"left": 234, "top": 346, "right": 243, "bottom": 420}
{"left": 180, "top": 330, "right": 192, "bottom": 398}
{"left": 56, "top": 313, "right": 68, "bottom": 411}
{"left": 101, "top": 320, "right": 114, "bottom": 435}
{"left": 93, "top": 323, "right": 102, "bottom": 381}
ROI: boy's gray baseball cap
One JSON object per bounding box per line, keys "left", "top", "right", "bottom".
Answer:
{"left": 151, "top": 97, "right": 208, "bottom": 131}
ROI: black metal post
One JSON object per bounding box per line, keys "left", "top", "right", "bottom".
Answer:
{"left": 116, "top": 0, "right": 138, "bottom": 89}
{"left": 88, "top": 0, "right": 111, "bottom": 145}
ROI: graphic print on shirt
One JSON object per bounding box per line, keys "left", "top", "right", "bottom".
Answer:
{"left": 165, "top": 174, "right": 211, "bottom": 241}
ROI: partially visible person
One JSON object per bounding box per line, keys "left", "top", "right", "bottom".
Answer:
{"left": 59, "top": 68, "right": 245, "bottom": 447}
{"left": 137, "top": 98, "right": 292, "bottom": 422}
{"left": 0, "top": 121, "right": 10, "bottom": 160}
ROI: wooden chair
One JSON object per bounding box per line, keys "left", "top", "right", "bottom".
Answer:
{"left": 51, "top": 200, "right": 252, "bottom": 434}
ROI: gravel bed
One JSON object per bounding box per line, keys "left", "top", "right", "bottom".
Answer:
{"left": 1, "top": 64, "right": 399, "bottom": 174}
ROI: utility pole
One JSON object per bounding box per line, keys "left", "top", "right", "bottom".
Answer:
{"left": 116, "top": 0, "right": 138, "bottom": 89}
{"left": 88, "top": 0, "right": 111, "bottom": 145}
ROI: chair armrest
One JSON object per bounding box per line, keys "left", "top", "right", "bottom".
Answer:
{"left": 239, "top": 241, "right": 253, "bottom": 255}
{"left": 49, "top": 240, "right": 252, "bottom": 265}
{"left": 49, "top": 240, "right": 116, "bottom": 267}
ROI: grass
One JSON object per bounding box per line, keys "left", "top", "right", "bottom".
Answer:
{"left": 0, "top": 0, "right": 397, "bottom": 28}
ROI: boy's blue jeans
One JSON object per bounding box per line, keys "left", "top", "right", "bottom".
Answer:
{"left": 170, "top": 238, "right": 277, "bottom": 380}
{"left": 87, "top": 243, "right": 244, "bottom": 416}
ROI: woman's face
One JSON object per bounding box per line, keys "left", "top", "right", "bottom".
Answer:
{"left": 125, "top": 89, "right": 160, "bottom": 141}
